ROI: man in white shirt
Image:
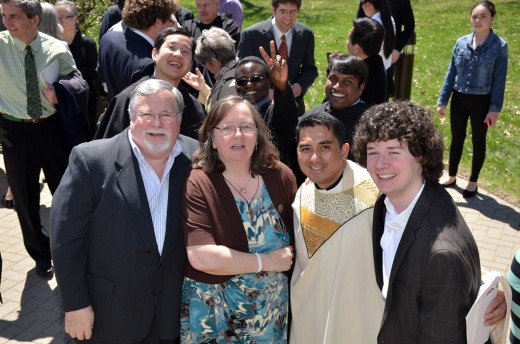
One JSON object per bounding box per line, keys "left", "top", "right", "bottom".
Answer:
{"left": 353, "top": 100, "right": 481, "bottom": 343}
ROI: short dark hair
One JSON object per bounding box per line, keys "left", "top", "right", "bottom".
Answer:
{"left": 154, "top": 26, "right": 195, "bottom": 57}
{"left": 353, "top": 101, "right": 444, "bottom": 184}
{"left": 2, "top": 0, "right": 41, "bottom": 19}
{"left": 122, "top": 0, "right": 178, "bottom": 30}
{"left": 235, "top": 56, "right": 270, "bottom": 79}
{"left": 327, "top": 55, "right": 368, "bottom": 88}
{"left": 349, "top": 17, "right": 384, "bottom": 57}
{"left": 471, "top": 0, "right": 496, "bottom": 17}
{"left": 272, "top": 0, "right": 301, "bottom": 10}
{"left": 296, "top": 112, "right": 347, "bottom": 147}
{"left": 193, "top": 96, "right": 280, "bottom": 175}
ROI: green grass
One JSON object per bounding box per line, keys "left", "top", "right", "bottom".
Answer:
{"left": 182, "top": 0, "right": 519, "bottom": 204}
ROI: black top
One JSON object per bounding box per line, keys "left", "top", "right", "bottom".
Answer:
{"left": 361, "top": 54, "right": 387, "bottom": 106}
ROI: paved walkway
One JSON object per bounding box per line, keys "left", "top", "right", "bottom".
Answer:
{"left": 0, "top": 149, "right": 519, "bottom": 343}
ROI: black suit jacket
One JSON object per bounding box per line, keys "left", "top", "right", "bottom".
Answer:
{"left": 237, "top": 18, "right": 318, "bottom": 99}
{"left": 99, "top": 27, "right": 154, "bottom": 100}
{"left": 51, "top": 130, "right": 197, "bottom": 342}
{"left": 373, "top": 182, "right": 481, "bottom": 343}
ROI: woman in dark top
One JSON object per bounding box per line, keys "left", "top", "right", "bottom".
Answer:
{"left": 55, "top": 0, "right": 99, "bottom": 140}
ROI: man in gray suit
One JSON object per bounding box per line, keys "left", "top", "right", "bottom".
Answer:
{"left": 237, "top": 0, "right": 317, "bottom": 114}
{"left": 51, "top": 79, "right": 198, "bottom": 342}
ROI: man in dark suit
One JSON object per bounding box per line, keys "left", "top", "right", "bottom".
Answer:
{"left": 353, "top": 101, "right": 481, "bottom": 343}
{"left": 237, "top": 0, "right": 317, "bottom": 115}
{"left": 95, "top": 27, "right": 205, "bottom": 141}
{"left": 51, "top": 79, "right": 198, "bottom": 342}
{"left": 98, "top": 0, "right": 178, "bottom": 100}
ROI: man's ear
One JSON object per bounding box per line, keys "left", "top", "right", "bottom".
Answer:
{"left": 151, "top": 47, "right": 158, "bottom": 61}
{"left": 341, "top": 142, "right": 350, "bottom": 160}
{"left": 358, "top": 82, "right": 366, "bottom": 95}
{"left": 271, "top": 6, "right": 276, "bottom": 15}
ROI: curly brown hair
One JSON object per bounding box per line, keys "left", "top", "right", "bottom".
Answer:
{"left": 193, "top": 96, "right": 280, "bottom": 175}
{"left": 122, "top": 0, "right": 177, "bottom": 30}
{"left": 353, "top": 100, "right": 444, "bottom": 183}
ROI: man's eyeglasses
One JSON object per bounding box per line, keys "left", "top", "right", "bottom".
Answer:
{"left": 277, "top": 9, "right": 298, "bottom": 18}
{"left": 58, "top": 15, "right": 75, "bottom": 21}
{"left": 136, "top": 111, "right": 179, "bottom": 123}
{"left": 214, "top": 124, "right": 257, "bottom": 135}
{"left": 235, "top": 76, "right": 266, "bottom": 87}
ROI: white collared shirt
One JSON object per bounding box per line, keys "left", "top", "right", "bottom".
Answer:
{"left": 129, "top": 27, "right": 155, "bottom": 47}
{"left": 128, "top": 131, "right": 182, "bottom": 254}
{"left": 381, "top": 183, "right": 425, "bottom": 298}
{"left": 271, "top": 17, "right": 293, "bottom": 57}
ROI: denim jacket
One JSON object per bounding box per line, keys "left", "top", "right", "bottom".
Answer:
{"left": 438, "top": 29, "right": 508, "bottom": 113}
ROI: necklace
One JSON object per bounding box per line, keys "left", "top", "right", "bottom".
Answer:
{"left": 223, "top": 175, "right": 260, "bottom": 220}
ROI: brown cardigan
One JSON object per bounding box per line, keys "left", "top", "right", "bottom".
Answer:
{"left": 181, "top": 162, "right": 297, "bottom": 284}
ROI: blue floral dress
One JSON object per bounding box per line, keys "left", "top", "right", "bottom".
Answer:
{"left": 180, "top": 185, "right": 290, "bottom": 343}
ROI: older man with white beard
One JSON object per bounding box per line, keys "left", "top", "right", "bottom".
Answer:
{"left": 51, "top": 79, "right": 198, "bottom": 342}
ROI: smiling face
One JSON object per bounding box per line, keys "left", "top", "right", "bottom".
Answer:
{"left": 297, "top": 125, "right": 349, "bottom": 189}
{"left": 235, "top": 62, "right": 271, "bottom": 104}
{"left": 272, "top": 2, "right": 298, "bottom": 33}
{"left": 2, "top": 3, "right": 39, "bottom": 44}
{"left": 325, "top": 70, "right": 365, "bottom": 110}
{"left": 130, "top": 90, "right": 181, "bottom": 159}
{"left": 153, "top": 33, "right": 193, "bottom": 86}
{"left": 196, "top": 0, "right": 219, "bottom": 25}
{"left": 212, "top": 103, "right": 258, "bottom": 168}
{"left": 366, "top": 139, "right": 424, "bottom": 211}
{"left": 471, "top": 4, "right": 494, "bottom": 35}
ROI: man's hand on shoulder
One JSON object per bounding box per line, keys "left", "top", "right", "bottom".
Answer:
{"left": 65, "top": 305, "right": 94, "bottom": 340}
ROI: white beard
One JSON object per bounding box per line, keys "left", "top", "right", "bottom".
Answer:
{"left": 143, "top": 128, "right": 171, "bottom": 153}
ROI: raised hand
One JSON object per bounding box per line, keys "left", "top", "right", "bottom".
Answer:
{"left": 259, "top": 40, "right": 288, "bottom": 92}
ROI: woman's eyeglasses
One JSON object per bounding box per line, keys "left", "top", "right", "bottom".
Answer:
{"left": 235, "top": 76, "right": 266, "bottom": 87}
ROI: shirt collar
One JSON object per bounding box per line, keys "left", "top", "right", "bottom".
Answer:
{"left": 129, "top": 27, "right": 155, "bottom": 46}
{"left": 383, "top": 183, "right": 425, "bottom": 233}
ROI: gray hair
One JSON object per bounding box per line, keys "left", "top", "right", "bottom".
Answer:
{"left": 54, "top": 0, "right": 78, "bottom": 16}
{"left": 195, "top": 27, "right": 236, "bottom": 65}
{"left": 128, "top": 79, "right": 184, "bottom": 120}
{"left": 39, "top": 2, "right": 62, "bottom": 39}
{"left": 2, "top": 0, "right": 42, "bottom": 19}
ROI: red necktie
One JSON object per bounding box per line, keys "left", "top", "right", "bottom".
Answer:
{"left": 279, "top": 34, "right": 289, "bottom": 61}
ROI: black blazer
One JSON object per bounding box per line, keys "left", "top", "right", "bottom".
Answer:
{"left": 237, "top": 18, "right": 318, "bottom": 98}
{"left": 51, "top": 130, "right": 197, "bottom": 342}
{"left": 373, "top": 182, "right": 481, "bottom": 343}
{"left": 98, "top": 27, "right": 154, "bottom": 100}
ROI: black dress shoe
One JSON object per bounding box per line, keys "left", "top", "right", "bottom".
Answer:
{"left": 1, "top": 195, "right": 14, "bottom": 209}
{"left": 463, "top": 187, "right": 478, "bottom": 199}
{"left": 36, "top": 262, "right": 54, "bottom": 279}
{"left": 441, "top": 179, "right": 457, "bottom": 187}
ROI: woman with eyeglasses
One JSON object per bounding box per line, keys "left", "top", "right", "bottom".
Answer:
{"left": 180, "top": 95, "right": 297, "bottom": 342}
{"left": 55, "top": 0, "right": 99, "bottom": 140}
{"left": 183, "top": 27, "right": 238, "bottom": 113}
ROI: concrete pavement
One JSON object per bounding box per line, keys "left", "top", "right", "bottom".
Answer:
{"left": 0, "top": 148, "right": 519, "bottom": 342}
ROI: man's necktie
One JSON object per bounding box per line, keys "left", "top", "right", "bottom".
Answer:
{"left": 279, "top": 34, "right": 289, "bottom": 61}
{"left": 25, "top": 45, "right": 42, "bottom": 119}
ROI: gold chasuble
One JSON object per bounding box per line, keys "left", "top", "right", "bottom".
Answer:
{"left": 290, "top": 161, "right": 385, "bottom": 344}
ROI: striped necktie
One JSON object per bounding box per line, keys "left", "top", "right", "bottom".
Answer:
{"left": 25, "top": 45, "right": 42, "bottom": 119}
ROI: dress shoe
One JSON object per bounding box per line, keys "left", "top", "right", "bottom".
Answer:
{"left": 462, "top": 187, "right": 478, "bottom": 199}
{"left": 2, "top": 195, "right": 14, "bottom": 209}
{"left": 36, "top": 262, "right": 54, "bottom": 279}
{"left": 441, "top": 179, "right": 457, "bottom": 188}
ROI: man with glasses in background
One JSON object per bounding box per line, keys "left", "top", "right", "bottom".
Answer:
{"left": 238, "top": 0, "right": 317, "bottom": 115}
{"left": 51, "top": 79, "right": 198, "bottom": 342}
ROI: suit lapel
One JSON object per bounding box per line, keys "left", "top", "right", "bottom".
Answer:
{"left": 114, "top": 129, "right": 158, "bottom": 253}
{"left": 380, "top": 184, "right": 431, "bottom": 327}
{"left": 289, "top": 23, "right": 303, "bottom": 60}
{"left": 160, "top": 151, "right": 191, "bottom": 260}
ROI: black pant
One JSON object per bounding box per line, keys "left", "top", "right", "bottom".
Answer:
{"left": 1, "top": 115, "right": 68, "bottom": 264}
{"left": 448, "top": 91, "right": 491, "bottom": 182}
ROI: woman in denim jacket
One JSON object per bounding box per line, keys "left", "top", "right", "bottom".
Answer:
{"left": 437, "top": 0, "right": 507, "bottom": 198}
